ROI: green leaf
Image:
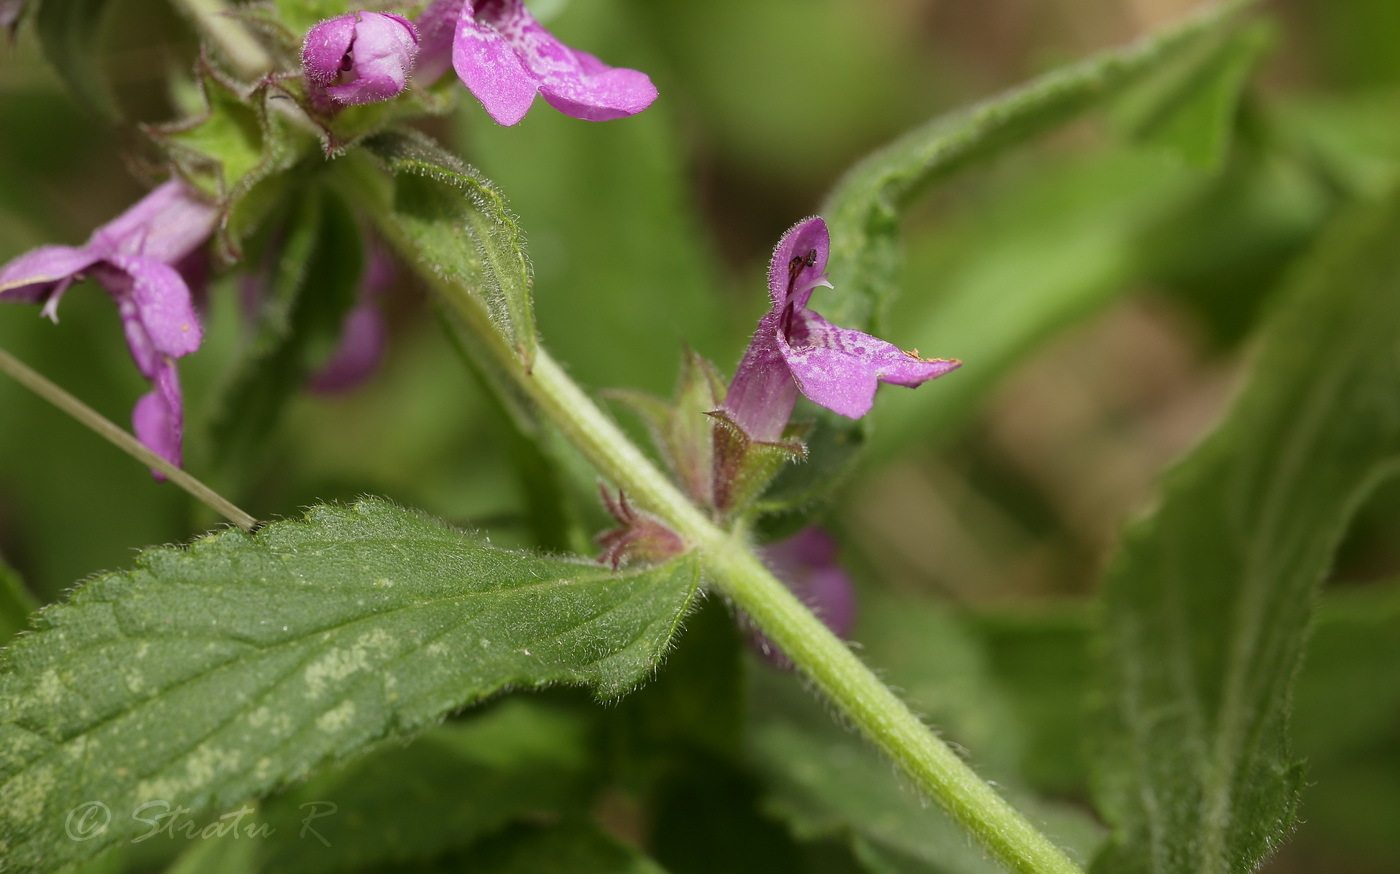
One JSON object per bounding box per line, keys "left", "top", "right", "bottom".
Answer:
{"left": 820, "top": 0, "right": 1260, "bottom": 333}
{"left": 257, "top": 698, "right": 598, "bottom": 874}
{"left": 1114, "top": 21, "right": 1272, "bottom": 170}
{"left": 365, "top": 130, "right": 537, "bottom": 367}
{"left": 202, "top": 184, "right": 364, "bottom": 470}
{"left": 0, "top": 499, "right": 700, "bottom": 873}
{"left": 0, "top": 553, "right": 39, "bottom": 644}
{"left": 1089, "top": 186, "right": 1400, "bottom": 873}
{"left": 34, "top": 0, "right": 118, "bottom": 119}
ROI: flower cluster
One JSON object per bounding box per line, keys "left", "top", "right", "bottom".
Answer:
{"left": 304, "top": 0, "right": 656, "bottom": 125}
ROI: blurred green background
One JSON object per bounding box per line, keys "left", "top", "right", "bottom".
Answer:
{"left": 2, "top": 1, "right": 1399, "bottom": 871}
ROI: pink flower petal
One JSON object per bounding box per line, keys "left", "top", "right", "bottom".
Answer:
{"left": 323, "top": 13, "right": 420, "bottom": 106}
{"left": 721, "top": 311, "right": 800, "bottom": 444}
{"left": 780, "top": 308, "right": 960, "bottom": 420}
{"left": 132, "top": 364, "right": 184, "bottom": 476}
{"left": 107, "top": 254, "right": 203, "bottom": 362}
{"left": 0, "top": 245, "right": 99, "bottom": 303}
{"left": 454, "top": 2, "right": 539, "bottom": 125}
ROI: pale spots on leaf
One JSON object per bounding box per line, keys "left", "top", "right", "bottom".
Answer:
{"left": 136, "top": 745, "right": 241, "bottom": 803}
{"left": 303, "top": 628, "right": 396, "bottom": 697}
{"left": 34, "top": 669, "right": 64, "bottom": 707}
{"left": 5, "top": 763, "right": 56, "bottom": 829}
{"left": 316, "top": 700, "right": 357, "bottom": 734}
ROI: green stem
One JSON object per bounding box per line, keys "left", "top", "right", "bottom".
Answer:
{"left": 402, "top": 251, "right": 1084, "bottom": 874}
{"left": 0, "top": 346, "right": 259, "bottom": 533}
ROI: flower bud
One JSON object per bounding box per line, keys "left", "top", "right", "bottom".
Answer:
{"left": 302, "top": 11, "right": 419, "bottom": 108}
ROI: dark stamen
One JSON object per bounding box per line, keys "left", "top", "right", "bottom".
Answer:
{"left": 786, "top": 248, "right": 818, "bottom": 296}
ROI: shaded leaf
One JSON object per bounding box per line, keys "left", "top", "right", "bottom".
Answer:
{"left": 1089, "top": 185, "right": 1400, "bottom": 873}
{"left": 34, "top": 0, "right": 117, "bottom": 119}
{"left": 0, "top": 499, "right": 699, "bottom": 872}
{"left": 202, "top": 185, "right": 364, "bottom": 470}
{"left": 366, "top": 130, "right": 537, "bottom": 367}
{"left": 461, "top": 820, "right": 669, "bottom": 874}
{"left": 820, "top": 0, "right": 1260, "bottom": 332}
{"left": 871, "top": 150, "right": 1207, "bottom": 457}
{"left": 258, "top": 698, "right": 598, "bottom": 874}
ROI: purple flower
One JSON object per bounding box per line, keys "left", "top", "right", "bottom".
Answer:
{"left": 749, "top": 528, "right": 857, "bottom": 667}
{"left": 302, "top": 11, "right": 420, "bottom": 109}
{"left": 721, "top": 216, "right": 961, "bottom": 443}
{"left": 416, "top": 0, "right": 657, "bottom": 126}
{"left": 0, "top": 181, "right": 217, "bottom": 473}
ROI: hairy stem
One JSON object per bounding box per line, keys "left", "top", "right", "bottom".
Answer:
{"left": 396, "top": 245, "right": 1084, "bottom": 874}
{"left": 0, "top": 346, "right": 258, "bottom": 533}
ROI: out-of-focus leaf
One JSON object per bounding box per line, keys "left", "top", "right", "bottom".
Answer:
{"left": 34, "top": 0, "right": 117, "bottom": 118}
{"left": 458, "top": 820, "right": 669, "bottom": 874}
{"left": 1278, "top": 88, "right": 1400, "bottom": 198}
{"left": 1114, "top": 21, "right": 1272, "bottom": 170}
{"left": 0, "top": 553, "right": 38, "bottom": 643}
{"left": 605, "top": 597, "right": 745, "bottom": 788}
{"left": 365, "top": 130, "right": 536, "bottom": 367}
{"left": 163, "top": 808, "right": 259, "bottom": 874}
{"left": 962, "top": 607, "right": 1093, "bottom": 797}
{"left": 257, "top": 698, "right": 597, "bottom": 874}
{"left": 0, "top": 499, "right": 699, "bottom": 872}
{"left": 202, "top": 185, "right": 363, "bottom": 471}
{"left": 1090, "top": 186, "right": 1400, "bottom": 874}
{"left": 821, "top": 0, "right": 1259, "bottom": 333}
{"left": 871, "top": 150, "right": 1205, "bottom": 457}
{"left": 1285, "top": 582, "right": 1400, "bottom": 868}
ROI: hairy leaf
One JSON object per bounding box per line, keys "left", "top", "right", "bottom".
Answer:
{"left": 34, "top": 0, "right": 117, "bottom": 119}
{"left": 0, "top": 499, "right": 699, "bottom": 872}
{"left": 366, "top": 131, "right": 537, "bottom": 367}
{"left": 1090, "top": 187, "right": 1400, "bottom": 873}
